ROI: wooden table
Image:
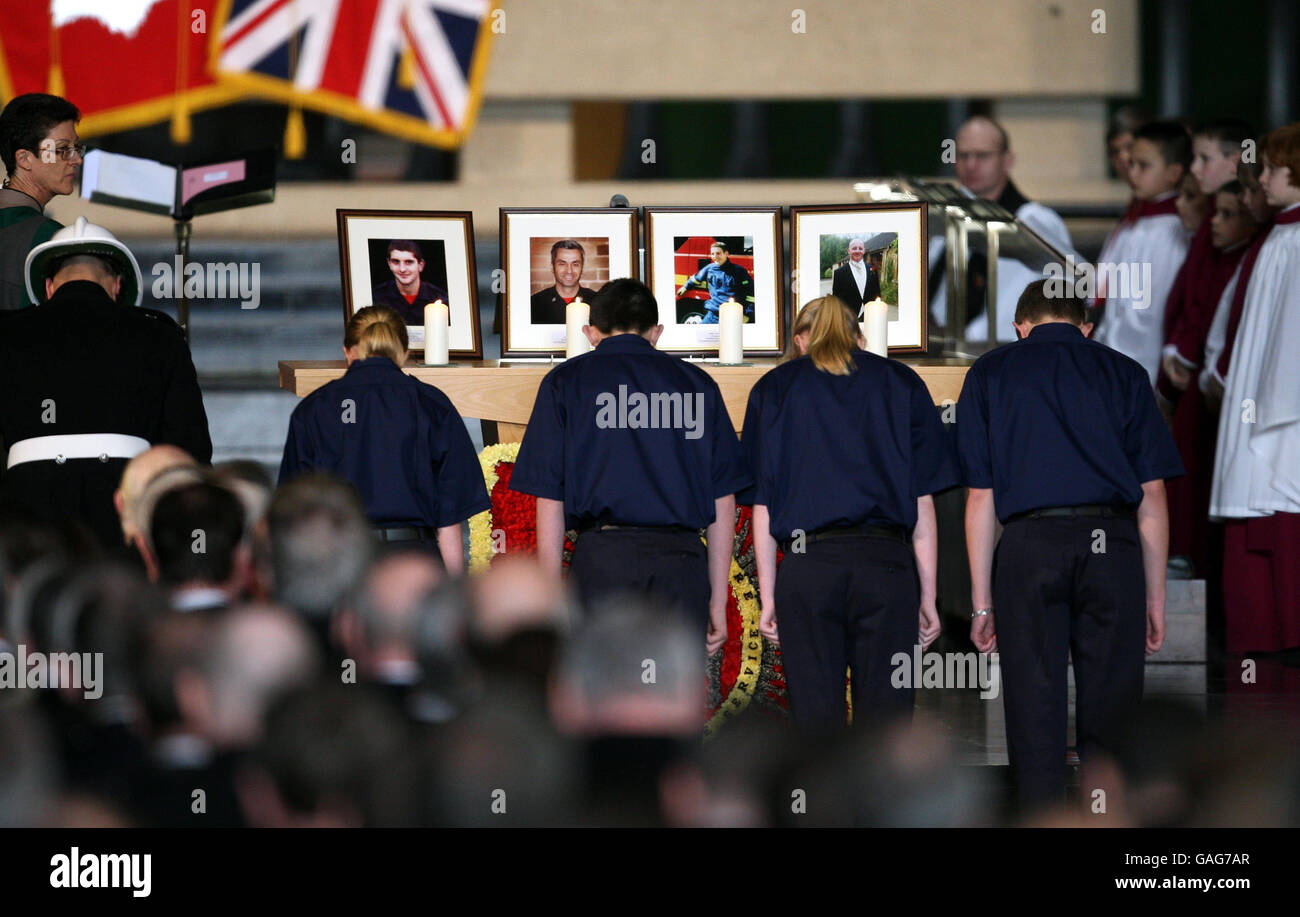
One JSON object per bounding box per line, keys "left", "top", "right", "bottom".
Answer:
{"left": 279, "top": 358, "right": 973, "bottom": 442}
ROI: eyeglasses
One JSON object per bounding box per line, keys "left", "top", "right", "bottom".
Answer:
{"left": 33, "top": 142, "right": 87, "bottom": 163}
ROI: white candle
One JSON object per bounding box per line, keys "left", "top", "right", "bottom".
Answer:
{"left": 864, "top": 297, "right": 888, "bottom": 357}
{"left": 718, "top": 298, "right": 743, "bottom": 364}
{"left": 424, "top": 300, "right": 449, "bottom": 364}
{"left": 565, "top": 296, "right": 591, "bottom": 359}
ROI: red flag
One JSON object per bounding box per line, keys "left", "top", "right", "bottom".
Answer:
{"left": 0, "top": 1, "right": 238, "bottom": 142}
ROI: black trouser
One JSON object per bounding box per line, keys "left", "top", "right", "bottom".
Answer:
{"left": 993, "top": 514, "right": 1146, "bottom": 810}
{"left": 569, "top": 527, "right": 710, "bottom": 628}
{"left": 775, "top": 535, "right": 919, "bottom": 730}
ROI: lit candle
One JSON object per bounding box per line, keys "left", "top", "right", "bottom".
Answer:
{"left": 565, "top": 296, "right": 591, "bottom": 359}
{"left": 864, "top": 297, "right": 888, "bottom": 357}
{"left": 718, "top": 298, "right": 743, "bottom": 364}
{"left": 424, "top": 300, "right": 449, "bottom": 364}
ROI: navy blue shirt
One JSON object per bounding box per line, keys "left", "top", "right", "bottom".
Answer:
{"left": 279, "top": 356, "right": 490, "bottom": 527}
{"left": 509, "top": 333, "right": 751, "bottom": 528}
{"left": 741, "top": 350, "right": 959, "bottom": 540}
{"left": 955, "top": 321, "right": 1184, "bottom": 523}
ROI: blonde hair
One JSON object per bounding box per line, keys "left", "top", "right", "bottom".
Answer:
{"left": 780, "top": 298, "right": 821, "bottom": 363}
{"left": 803, "top": 296, "right": 860, "bottom": 375}
{"left": 345, "top": 305, "right": 409, "bottom": 364}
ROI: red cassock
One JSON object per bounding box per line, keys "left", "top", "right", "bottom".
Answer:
{"left": 1158, "top": 215, "right": 1249, "bottom": 574}
{"left": 1222, "top": 512, "right": 1300, "bottom": 653}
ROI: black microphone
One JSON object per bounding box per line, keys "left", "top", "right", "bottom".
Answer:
{"left": 609, "top": 194, "right": 629, "bottom": 209}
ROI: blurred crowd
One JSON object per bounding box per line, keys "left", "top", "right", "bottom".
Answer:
{"left": 1, "top": 445, "right": 1297, "bottom": 828}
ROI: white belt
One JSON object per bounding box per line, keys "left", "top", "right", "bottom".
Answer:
{"left": 6, "top": 433, "right": 151, "bottom": 469}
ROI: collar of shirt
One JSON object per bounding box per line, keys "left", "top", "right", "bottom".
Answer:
{"left": 172, "top": 586, "right": 229, "bottom": 612}
{"left": 850, "top": 259, "right": 865, "bottom": 273}
{"left": 995, "top": 178, "right": 1030, "bottom": 214}
{"left": 1276, "top": 202, "right": 1300, "bottom": 224}
{"left": 47, "top": 279, "right": 118, "bottom": 308}
{"left": 344, "top": 355, "right": 403, "bottom": 377}
{"left": 593, "top": 332, "right": 655, "bottom": 353}
{"left": 0, "top": 186, "right": 45, "bottom": 212}
{"left": 1025, "top": 321, "right": 1086, "bottom": 343}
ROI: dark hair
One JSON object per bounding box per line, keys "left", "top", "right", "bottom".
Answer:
{"left": 589, "top": 277, "right": 659, "bottom": 334}
{"left": 386, "top": 239, "right": 423, "bottom": 260}
{"left": 1107, "top": 105, "right": 1149, "bottom": 143}
{"left": 550, "top": 239, "right": 585, "bottom": 262}
{"left": 1015, "top": 278, "right": 1087, "bottom": 325}
{"left": 47, "top": 252, "right": 120, "bottom": 281}
{"left": 254, "top": 683, "right": 418, "bottom": 826}
{"left": 150, "top": 482, "right": 246, "bottom": 587}
{"left": 1217, "top": 179, "right": 1245, "bottom": 197}
{"left": 710, "top": 240, "right": 729, "bottom": 253}
{"left": 1133, "top": 120, "right": 1193, "bottom": 170}
{"left": 0, "top": 93, "right": 80, "bottom": 175}
{"left": 1193, "top": 118, "right": 1255, "bottom": 156}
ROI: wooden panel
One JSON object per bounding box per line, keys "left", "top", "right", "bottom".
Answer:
{"left": 484, "top": 0, "right": 1138, "bottom": 99}
{"left": 495, "top": 422, "right": 529, "bottom": 444}
{"left": 280, "top": 358, "right": 971, "bottom": 433}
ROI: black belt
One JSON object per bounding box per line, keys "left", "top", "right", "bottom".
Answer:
{"left": 780, "top": 523, "right": 908, "bottom": 552}
{"left": 1004, "top": 504, "right": 1134, "bottom": 525}
{"left": 374, "top": 525, "right": 438, "bottom": 542}
{"left": 577, "top": 521, "right": 703, "bottom": 536}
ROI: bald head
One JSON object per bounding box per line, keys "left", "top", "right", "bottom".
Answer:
{"left": 46, "top": 253, "right": 121, "bottom": 301}
{"left": 955, "top": 115, "right": 1015, "bottom": 200}
{"left": 469, "top": 555, "right": 569, "bottom": 645}
{"left": 188, "top": 603, "right": 320, "bottom": 749}
{"left": 115, "top": 445, "right": 198, "bottom": 544}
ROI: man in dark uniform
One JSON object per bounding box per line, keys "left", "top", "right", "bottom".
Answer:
{"left": 531, "top": 239, "right": 600, "bottom": 324}
{"left": 676, "top": 241, "right": 753, "bottom": 323}
{"left": 510, "top": 278, "right": 751, "bottom": 654}
{"left": 830, "top": 237, "right": 881, "bottom": 317}
{"left": 371, "top": 239, "right": 449, "bottom": 326}
{"left": 0, "top": 218, "right": 212, "bottom": 549}
{"left": 0, "top": 93, "right": 82, "bottom": 310}
{"left": 957, "top": 279, "right": 1183, "bottom": 812}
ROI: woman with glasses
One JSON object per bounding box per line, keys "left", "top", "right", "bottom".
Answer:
{"left": 0, "top": 92, "right": 85, "bottom": 310}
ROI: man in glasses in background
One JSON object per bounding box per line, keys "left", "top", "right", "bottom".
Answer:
{"left": 0, "top": 93, "right": 84, "bottom": 310}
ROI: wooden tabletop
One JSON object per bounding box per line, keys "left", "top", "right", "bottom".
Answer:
{"left": 279, "top": 358, "right": 972, "bottom": 435}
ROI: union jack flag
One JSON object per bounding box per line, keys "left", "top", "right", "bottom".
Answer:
{"left": 216, "top": 0, "right": 496, "bottom": 148}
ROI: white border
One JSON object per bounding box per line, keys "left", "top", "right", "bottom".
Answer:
{"left": 344, "top": 214, "right": 476, "bottom": 351}
{"left": 792, "top": 206, "right": 925, "bottom": 351}
{"left": 503, "top": 210, "right": 637, "bottom": 354}
{"left": 646, "top": 209, "right": 781, "bottom": 353}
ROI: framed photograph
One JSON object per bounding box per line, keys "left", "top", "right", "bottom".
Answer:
{"left": 500, "top": 208, "right": 638, "bottom": 358}
{"left": 645, "top": 207, "right": 784, "bottom": 356}
{"left": 791, "top": 202, "right": 928, "bottom": 353}
{"left": 336, "top": 209, "right": 481, "bottom": 359}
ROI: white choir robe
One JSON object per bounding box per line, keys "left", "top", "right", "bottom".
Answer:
{"left": 1093, "top": 202, "right": 1189, "bottom": 384}
{"left": 1209, "top": 209, "right": 1300, "bottom": 520}
{"left": 1199, "top": 265, "right": 1239, "bottom": 396}
{"left": 929, "top": 198, "right": 1077, "bottom": 346}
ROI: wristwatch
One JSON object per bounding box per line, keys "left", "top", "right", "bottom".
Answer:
{"left": 971, "top": 607, "right": 993, "bottom": 618}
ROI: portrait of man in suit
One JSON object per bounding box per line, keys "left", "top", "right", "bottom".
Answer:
{"left": 830, "top": 237, "right": 881, "bottom": 317}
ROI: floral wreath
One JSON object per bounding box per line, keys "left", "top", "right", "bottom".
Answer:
{"left": 467, "top": 442, "right": 787, "bottom": 734}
